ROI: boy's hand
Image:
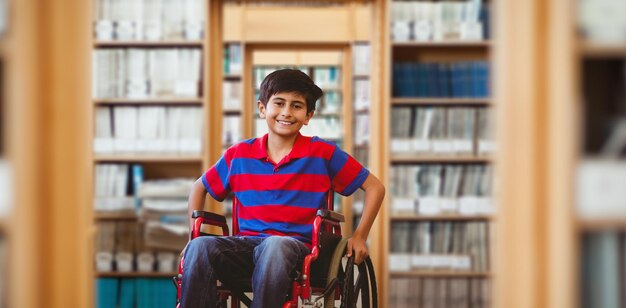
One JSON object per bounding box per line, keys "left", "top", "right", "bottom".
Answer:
{"left": 346, "top": 235, "right": 368, "bottom": 264}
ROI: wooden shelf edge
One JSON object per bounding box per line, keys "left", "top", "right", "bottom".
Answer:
{"left": 223, "top": 74, "right": 242, "bottom": 79}
{"left": 94, "top": 41, "right": 203, "bottom": 48}
{"left": 392, "top": 40, "right": 492, "bottom": 47}
{"left": 390, "top": 214, "right": 494, "bottom": 221}
{"left": 577, "top": 217, "right": 626, "bottom": 231}
{"left": 579, "top": 40, "right": 626, "bottom": 58}
{"left": 94, "top": 212, "right": 138, "bottom": 220}
{"left": 96, "top": 271, "right": 177, "bottom": 278}
{"left": 94, "top": 98, "right": 204, "bottom": 105}
{"left": 94, "top": 155, "right": 203, "bottom": 163}
{"left": 391, "top": 155, "right": 493, "bottom": 163}
{"left": 223, "top": 108, "right": 242, "bottom": 114}
{"left": 390, "top": 270, "right": 492, "bottom": 278}
{"left": 391, "top": 98, "right": 492, "bottom": 105}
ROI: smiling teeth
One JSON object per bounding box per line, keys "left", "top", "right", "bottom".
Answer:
{"left": 278, "top": 121, "right": 293, "bottom": 125}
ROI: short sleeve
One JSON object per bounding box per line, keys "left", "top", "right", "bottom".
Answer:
{"left": 202, "top": 151, "right": 232, "bottom": 201}
{"left": 327, "top": 145, "right": 370, "bottom": 196}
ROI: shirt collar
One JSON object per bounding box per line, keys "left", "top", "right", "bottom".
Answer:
{"left": 250, "top": 133, "right": 310, "bottom": 160}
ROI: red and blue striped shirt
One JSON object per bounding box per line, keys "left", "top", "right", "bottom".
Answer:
{"left": 202, "top": 133, "right": 369, "bottom": 244}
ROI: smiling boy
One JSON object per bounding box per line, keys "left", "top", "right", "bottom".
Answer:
{"left": 180, "top": 69, "right": 385, "bottom": 308}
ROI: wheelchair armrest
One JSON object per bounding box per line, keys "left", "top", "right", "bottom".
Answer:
{"left": 316, "top": 209, "right": 345, "bottom": 223}
{"left": 192, "top": 210, "right": 227, "bottom": 224}
{"left": 191, "top": 210, "right": 229, "bottom": 238}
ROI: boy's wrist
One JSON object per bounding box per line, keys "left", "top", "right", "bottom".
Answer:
{"left": 351, "top": 230, "right": 367, "bottom": 241}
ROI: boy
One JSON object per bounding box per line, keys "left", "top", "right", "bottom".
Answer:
{"left": 181, "top": 69, "right": 385, "bottom": 308}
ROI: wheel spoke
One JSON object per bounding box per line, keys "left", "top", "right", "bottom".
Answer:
{"left": 353, "top": 271, "right": 363, "bottom": 299}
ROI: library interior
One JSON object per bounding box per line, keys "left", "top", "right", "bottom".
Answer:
{"left": 0, "top": 0, "right": 625, "bottom": 307}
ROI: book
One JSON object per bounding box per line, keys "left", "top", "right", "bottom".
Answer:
{"left": 391, "top": 0, "right": 486, "bottom": 43}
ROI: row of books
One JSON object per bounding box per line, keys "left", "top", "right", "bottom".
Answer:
{"left": 580, "top": 231, "right": 626, "bottom": 308}
{"left": 354, "top": 114, "right": 370, "bottom": 146}
{"left": 391, "top": 0, "right": 490, "bottom": 42}
{"left": 96, "top": 220, "right": 184, "bottom": 273}
{"left": 96, "top": 278, "right": 176, "bottom": 308}
{"left": 353, "top": 79, "right": 370, "bottom": 111}
{"left": 578, "top": 0, "right": 626, "bottom": 43}
{"left": 391, "top": 107, "right": 493, "bottom": 155}
{"left": 223, "top": 43, "right": 243, "bottom": 75}
{"left": 392, "top": 61, "right": 490, "bottom": 98}
{"left": 223, "top": 80, "right": 242, "bottom": 110}
{"left": 92, "top": 48, "right": 202, "bottom": 99}
{"left": 390, "top": 278, "right": 491, "bottom": 308}
{"left": 0, "top": 0, "right": 5, "bottom": 38}
{"left": 312, "top": 67, "right": 341, "bottom": 89}
{"left": 390, "top": 164, "right": 493, "bottom": 215}
{"left": 255, "top": 117, "right": 343, "bottom": 140}
{"left": 93, "top": 0, "right": 205, "bottom": 41}
{"left": 95, "top": 164, "right": 134, "bottom": 199}
{"left": 94, "top": 162, "right": 193, "bottom": 209}
{"left": 94, "top": 106, "right": 203, "bottom": 155}
{"left": 353, "top": 44, "right": 371, "bottom": 76}
{"left": 223, "top": 115, "right": 242, "bottom": 147}
{"left": 390, "top": 221, "right": 490, "bottom": 272}
{"left": 354, "top": 146, "right": 369, "bottom": 169}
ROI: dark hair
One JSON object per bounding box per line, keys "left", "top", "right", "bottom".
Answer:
{"left": 258, "top": 69, "right": 323, "bottom": 113}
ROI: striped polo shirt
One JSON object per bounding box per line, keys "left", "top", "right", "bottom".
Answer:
{"left": 202, "top": 133, "right": 369, "bottom": 244}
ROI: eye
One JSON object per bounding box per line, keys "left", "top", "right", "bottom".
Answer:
{"left": 274, "top": 101, "right": 284, "bottom": 107}
{"left": 294, "top": 104, "right": 303, "bottom": 109}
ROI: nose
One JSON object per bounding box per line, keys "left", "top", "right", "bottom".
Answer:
{"left": 280, "top": 105, "right": 293, "bottom": 117}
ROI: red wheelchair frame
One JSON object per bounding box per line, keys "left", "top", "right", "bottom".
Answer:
{"left": 173, "top": 191, "right": 374, "bottom": 308}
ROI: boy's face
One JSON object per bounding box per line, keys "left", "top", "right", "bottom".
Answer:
{"left": 258, "top": 91, "right": 314, "bottom": 139}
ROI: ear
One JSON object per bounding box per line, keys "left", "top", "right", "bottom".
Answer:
{"left": 303, "top": 110, "right": 314, "bottom": 125}
{"left": 257, "top": 101, "right": 266, "bottom": 119}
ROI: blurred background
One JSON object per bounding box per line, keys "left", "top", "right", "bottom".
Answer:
{"left": 1, "top": 0, "right": 625, "bottom": 307}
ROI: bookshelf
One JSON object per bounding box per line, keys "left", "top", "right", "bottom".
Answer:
{"left": 384, "top": 0, "right": 495, "bottom": 306}
{"left": 574, "top": 1, "right": 626, "bottom": 307}
{"left": 90, "top": 0, "right": 218, "bottom": 306}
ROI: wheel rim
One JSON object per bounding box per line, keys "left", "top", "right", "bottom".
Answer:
{"left": 340, "top": 256, "right": 371, "bottom": 308}
{"left": 323, "top": 241, "right": 378, "bottom": 308}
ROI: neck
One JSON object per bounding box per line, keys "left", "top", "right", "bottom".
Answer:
{"left": 266, "top": 133, "right": 298, "bottom": 161}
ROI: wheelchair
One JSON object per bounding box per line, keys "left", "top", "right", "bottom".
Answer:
{"left": 173, "top": 191, "right": 378, "bottom": 307}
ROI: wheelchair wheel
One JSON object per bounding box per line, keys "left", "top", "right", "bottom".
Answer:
{"left": 323, "top": 239, "right": 378, "bottom": 308}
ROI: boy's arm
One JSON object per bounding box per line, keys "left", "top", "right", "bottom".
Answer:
{"left": 187, "top": 177, "right": 208, "bottom": 239}
{"left": 347, "top": 173, "right": 385, "bottom": 264}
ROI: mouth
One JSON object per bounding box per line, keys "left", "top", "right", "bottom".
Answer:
{"left": 277, "top": 120, "right": 294, "bottom": 126}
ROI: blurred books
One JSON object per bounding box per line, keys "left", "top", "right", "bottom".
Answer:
{"left": 389, "top": 221, "right": 490, "bottom": 272}
{"left": 92, "top": 48, "right": 202, "bottom": 99}
{"left": 93, "top": 0, "right": 205, "bottom": 41}
{"left": 391, "top": 0, "right": 490, "bottom": 42}
{"left": 390, "top": 107, "right": 493, "bottom": 157}
{"left": 94, "top": 106, "right": 203, "bottom": 155}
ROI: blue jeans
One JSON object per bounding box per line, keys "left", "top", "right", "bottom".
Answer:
{"left": 181, "top": 236, "right": 310, "bottom": 308}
